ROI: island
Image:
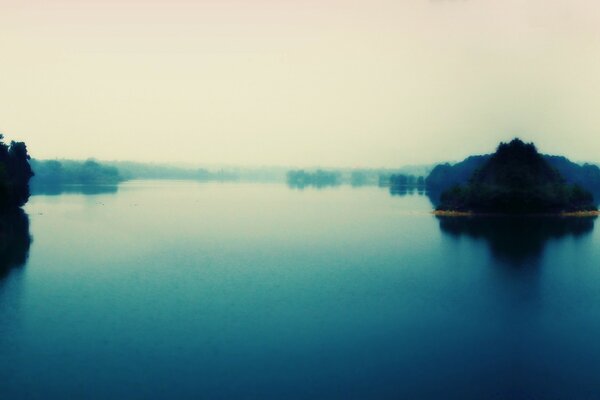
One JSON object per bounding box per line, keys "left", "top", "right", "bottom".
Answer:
{"left": 434, "top": 139, "right": 598, "bottom": 215}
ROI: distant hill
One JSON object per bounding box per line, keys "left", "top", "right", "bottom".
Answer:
{"left": 434, "top": 139, "right": 597, "bottom": 213}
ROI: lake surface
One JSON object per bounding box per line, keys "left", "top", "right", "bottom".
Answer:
{"left": 2, "top": 181, "right": 600, "bottom": 399}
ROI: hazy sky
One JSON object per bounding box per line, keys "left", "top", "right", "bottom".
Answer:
{"left": 1, "top": 0, "right": 600, "bottom": 167}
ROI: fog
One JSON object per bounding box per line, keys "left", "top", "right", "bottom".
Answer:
{"left": 1, "top": 0, "right": 599, "bottom": 167}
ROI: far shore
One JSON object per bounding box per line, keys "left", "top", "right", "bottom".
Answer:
{"left": 432, "top": 210, "right": 600, "bottom": 218}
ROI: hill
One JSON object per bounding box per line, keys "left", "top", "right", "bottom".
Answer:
{"left": 435, "top": 139, "right": 597, "bottom": 213}
{"left": 427, "top": 143, "right": 600, "bottom": 206}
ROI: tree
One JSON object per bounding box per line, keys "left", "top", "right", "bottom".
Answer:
{"left": 0, "top": 136, "right": 33, "bottom": 209}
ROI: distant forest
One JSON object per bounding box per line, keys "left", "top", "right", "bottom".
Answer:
{"left": 287, "top": 170, "right": 341, "bottom": 189}
{"left": 30, "top": 159, "right": 245, "bottom": 185}
{"left": 28, "top": 147, "right": 600, "bottom": 209}
{"left": 387, "top": 174, "right": 425, "bottom": 187}
{"left": 31, "top": 161, "right": 294, "bottom": 184}
{"left": 30, "top": 159, "right": 122, "bottom": 185}
{"left": 106, "top": 161, "right": 240, "bottom": 181}
{"left": 287, "top": 169, "right": 428, "bottom": 189}
{"left": 30, "top": 158, "right": 434, "bottom": 191}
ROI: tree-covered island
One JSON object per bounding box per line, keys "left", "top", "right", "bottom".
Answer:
{"left": 435, "top": 139, "right": 598, "bottom": 215}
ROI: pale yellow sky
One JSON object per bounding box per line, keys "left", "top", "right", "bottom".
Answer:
{"left": 1, "top": 0, "right": 600, "bottom": 167}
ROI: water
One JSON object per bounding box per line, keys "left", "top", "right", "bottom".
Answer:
{"left": 2, "top": 181, "right": 600, "bottom": 399}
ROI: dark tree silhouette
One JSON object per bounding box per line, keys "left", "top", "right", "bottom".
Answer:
{"left": 436, "top": 139, "right": 597, "bottom": 213}
{"left": 0, "top": 135, "right": 34, "bottom": 209}
{"left": 426, "top": 142, "right": 600, "bottom": 206}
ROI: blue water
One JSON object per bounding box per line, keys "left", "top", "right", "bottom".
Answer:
{"left": 1, "top": 181, "right": 600, "bottom": 399}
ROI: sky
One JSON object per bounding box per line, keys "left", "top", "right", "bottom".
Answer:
{"left": 1, "top": 0, "right": 600, "bottom": 167}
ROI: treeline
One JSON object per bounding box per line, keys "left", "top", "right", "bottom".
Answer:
{"left": 0, "top": 135, "right": 33, "bottom": 209}
{"left": 106, "top": 161, "right": 241, "bottom": 181}
{"left": 384, "top": 174, "right": 426, "bottom": 196}
{"left": 386, "top": 174, "right": 425, "bottom": 187}
{"left": 287, "top": 170, "right": 341, "bottom": 189}
{"left": 287, "top": 168, "right": 429, "bottom": 189}
{"left": 113, "top": 163, "right": 433, "bottom": 186}
{"left": 545, "top": 156, "right": 600, "bottom": 199}
{"left": 356, "top": 169, "right": 428, "bottom": 188}
{"left": 425, "top": 155, "right": 489, "bottom": 201}
{"left": 30, "top": 159, "right": 123, "bottom": 185}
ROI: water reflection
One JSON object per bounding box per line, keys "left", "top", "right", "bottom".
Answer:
{"left": 0, "top": 209, "right": 31, "bottom": 280}
{"left": 31, "top": 183, "right": 119, "bottom": 196}
{"left": 388, "top": 185, "right": 425, "bottom": 196}
{"left": 438, "top": 216, "right": 596, "bottom": 265}
{"left": 286, "top": 182, "right": 341, "bottom": 190}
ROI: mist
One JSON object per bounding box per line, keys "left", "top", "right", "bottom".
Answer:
{"left": 1, "top": 0, "right": 600, "bottom": 166}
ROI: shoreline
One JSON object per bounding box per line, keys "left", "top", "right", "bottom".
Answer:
{"left": 432, "top": 210, "right": 600, "bottom": 218}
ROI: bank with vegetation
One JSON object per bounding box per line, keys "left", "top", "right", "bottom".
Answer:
{"left": 30, "top": 159, "right": 123, "bottom": 186}
{"left": 0, "top": 135, "right": 33, "bottom": 209}
{"left": 432, "top": 139, "right": 598, "bottom": 215}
